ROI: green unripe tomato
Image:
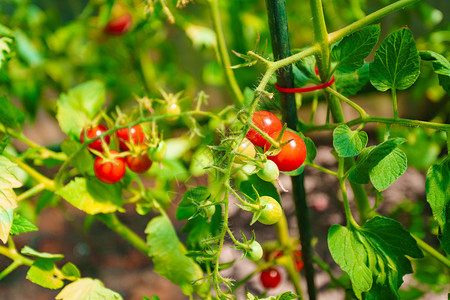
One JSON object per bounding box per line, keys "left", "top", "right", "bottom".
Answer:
{"left": 148, "top": 141, "right": 167, "bottom": 162}
{"left": 246, "top": 241, "right": 263, "bottom": 261}
{"left": 166, "top": 102, "right": 181, "bottom": 121}
{"left": 257, "top": 160, "right": 279, "bottom": 182}
{"left": 235, "top": 138, "right": 256, "bottom": 163}
{"left": 201, "top": 202, "right": 216, "bottom": 218}
{"left": 258, "top": 196, "right": 282, "bottom": 225}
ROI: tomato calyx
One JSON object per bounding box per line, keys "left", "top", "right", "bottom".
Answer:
{"left": 93, "top": 150, "right": 127, "bottom": 184}
{"left": 263, "top": 125, "right": 290, "bottom": 156}
{"left": 264, "top": 129, "right": 307, "bottom": 172}
{"left": 235, "top": 188, "right": 282, "bottom": 226}
{"left": 245, "top": 111, "right": 283, "bottom": 148}
{"left": 233, "top": 232, "right": 263, "bottom": 262}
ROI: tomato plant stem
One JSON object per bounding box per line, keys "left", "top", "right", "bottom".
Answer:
{"left": 2, "top": 152, "right": 55, "bottom": 191}
{"left": 328, "top": 0, "right": 420, "bottom": 44}
{"left": 325, "top": 87, "right": 368, "bottom": 119}
{"left": 392, "top": 88, "right": 399, "bottom": 120}
{"left": 96, "top": 213, "right": 149, "bottom": 255}
{"left": 17, "top": 183, "right": 46, "bottom": 202}
{"left": 0, "top": 261, "right": 21, "bottom": 280}
{"left": 275, "top": 213, "right": 303, "bottom": 297}
{"left": 413, "top": 235, "right": 450, "bottom": 268}
{"left": 209, "top": 0, "right": 244, "bottom": 106}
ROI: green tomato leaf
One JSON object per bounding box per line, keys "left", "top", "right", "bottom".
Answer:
{"left": 425, "top": 159, "right": 449, "bottom": 254}
{"left": 0, "top": 96, "right": 26, "bottom": 130}
{"left": 246, "top": 291, "right": 298, "bottom": 300}
{"left": 61, "top": 139, "right": 95, "bottom": 176}
{"left": 297, "top": 131, "right": 316, "bottom": 163}
{"left": 439, "top": 209, "right": 450, "bottom": 255}
{"left": 369, "top": 148, "right": 407, "bottom": 191}
{"left": 183, "top": 205, "right": 223, "bottom": 250}
{"left": 240, "top": 174, "right": 280, "bottom": 203}
{"left": 333, "top": 125, "right": 368, "bottom": 157}
{"left": 0, "top": 136, "right": 9, "bottom": 155}
{"left": 176, "top": 186, "right": 211, "bottom": 220}
{"left": 0, "top": 156, "right": 23, "bottom": 243}
{"left": 349, "top": 138, "right": 407, "bottom": 191}
{"left": 331, "top": 25, "right": 380, "bottom": 74}
{"left": 10, "top": 214, "right": 38, "bottom": 235}
{"left": 145, "top": 215, "right": 205, "bottom": 295}
{"left": 189, "top": 146, "right": 214, "bottom": 177}
{"left": 0, "top": 33, "right": 13, "bottom": 69}
{"left": 148, "top": 159, "right": 189, "bottom": 181}
{"left": 56, "top": 278, "right": 123, "bottom": 300}
{"left": 425, "top": 159, "right": 448, "bottom": 225}
{"left": 56, "top": 177, "right": 124, "bottom": 215}
{"left": 56, "top": 80, "right": 106, "bottom": 139}
{"left": 335, "top": 63, "right": 370, "bottom": 96}
{"left": 328, "top": 225, "right": 372, "bottom": 298}
{"left": 293, "top": 55, "right": 317, "bottom": 87}
{"left": 243, "top": 87, "right": 255, "bottom": 108}
{"left": 61, "top": 262, "right": 81, "bottom": 279}
{"left": 370, "top": 27, "right": 420, "bottom": 91}
{"left": 0, "top": 207, "right": 13, "bottom": 244}
{"left": 328, "top": 216, "right": 423, "bottom": 299}
{"left": 21, "top": 245, "right": 64, "bottom": 260}
{"left": 14, "top": 29, "right": 43, "bottom": 67}
{"left": 419, "top": 50, "right": 450, "bottom": 76}
{"left": 419, "top": 50, "right": 450, "bottom": 95}
{"left": 27, "top": 259, "right": 64, "bottom": 289}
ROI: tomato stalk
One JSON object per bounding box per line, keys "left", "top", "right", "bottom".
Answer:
{"left": 263, "top": 1, "right": 315, "bottom": 299}
{"left": 208, "top": 0, "right": 244, "bottom": 106}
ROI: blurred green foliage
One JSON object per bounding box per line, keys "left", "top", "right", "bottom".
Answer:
{"left": 0, "top": 0, "right": 447, "bottom": 120}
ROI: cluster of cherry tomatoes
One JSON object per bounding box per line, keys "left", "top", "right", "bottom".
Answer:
{"left": 259, "top": 249, "right": 304, "bottom": 289}
{"left": 80, "top": 124, "right": 165, "bottom": 184}
{"left": 245, "top": 111, "right": 307, "bottom": 173}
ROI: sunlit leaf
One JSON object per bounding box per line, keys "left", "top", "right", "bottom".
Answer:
{"left": 0, "top": 96, "right": 26, "bottom": 130}
{"left": 56, "top": 177, "right": 124, "bottom": 215}
{"left": 56, "top": 81, "right": 106, "bottom": 139}
{"left": 370, "top": 27, "right": 420, "bottom": 91}
{"left": 56, "top": 278, "right": 123, "bottom": 300}
{"left": 27, "top": 259, "right": 64, "bottom": 289}
{"left": 328, "top": 216, "right": 423, "bottom": 299}
{"left": 332, "top": 25, "right": 380, "bottom": 74}
{"left": 426, "top": 159, "right": 449, "bottom": 254}
{"left": 10, "top": 214, "right": 38, "bottom": 235}
{"left": 0, "top": 156, "right": 23, "bottom": 243}
{"left": 333, "top": 125, "right": 368, "bottom": 157}
{"left": 349, "top": 138, "right": 407, "bottom": 191}
{"left": 145, "top": 215, "right": 206, "bottom": 295}
{"left": 420, "top": 50, "right": 450, "bottom": 94}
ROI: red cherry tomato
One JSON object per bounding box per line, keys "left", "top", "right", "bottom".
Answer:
{"left": 105, "top": 13, "right": 132, "bottom": 35}
{"left": 80, "top": 124, "right": 110, "bottom": 152}
{"left": 265, "top": 130, "right": 307, "bottom": 172}
{"left": 116, "top": 125, "right": 145, "bottom": 151}
{"left": 125, "top": 151, "right": 152, "bottom": 173}
{"left": 293, "top": 250, "right": 304, "bottom": 272}
{"left": 246, "top": 111, "right": 283, "bottom": 148}
{"left": 260, "top": 268, "right": 282, "bottom": 289}
{"left": 94, "top": 150, "right": 126, "bottom": 184}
